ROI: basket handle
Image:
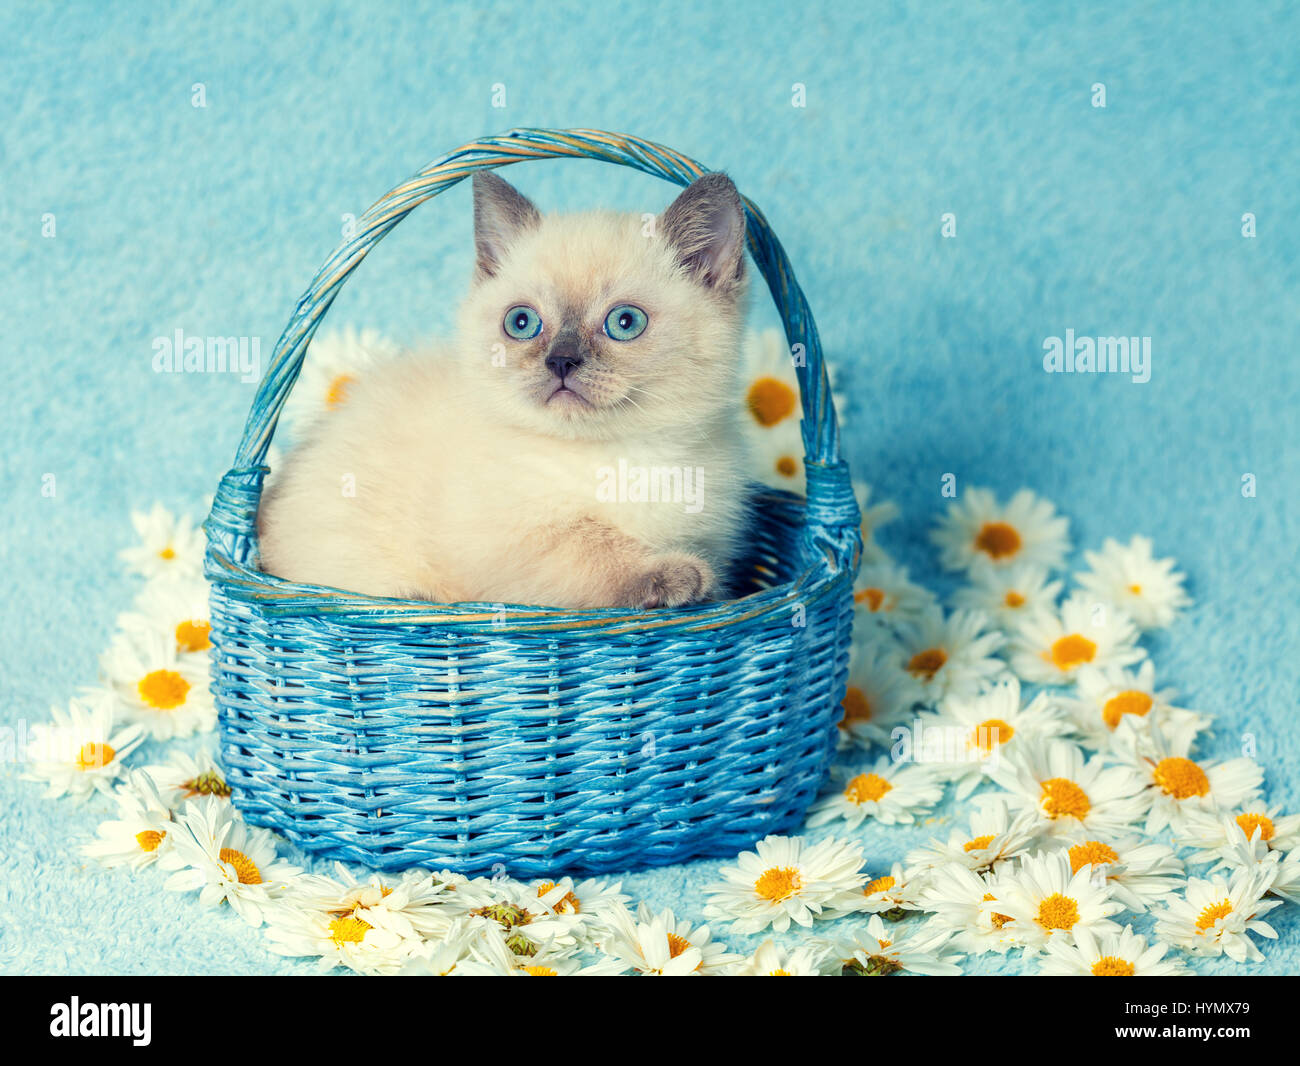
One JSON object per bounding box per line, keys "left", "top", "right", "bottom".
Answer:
{"left": 208, "top": 128, "right": 860, "bottom": 571}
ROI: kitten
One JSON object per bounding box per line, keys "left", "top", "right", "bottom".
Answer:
{"left": 257, "top": 171, "right": 752, "bottom": 609}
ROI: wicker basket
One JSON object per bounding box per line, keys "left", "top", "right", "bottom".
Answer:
{"left": 203, "top": 128, "right": 862, "bottom": 876}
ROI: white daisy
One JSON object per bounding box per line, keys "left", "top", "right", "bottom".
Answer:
{"left": 159, "top": 796, "right": 300, "bottom": 926}
{"left": 1040, "top": 924, "right": 1190, "bottom": 976}
{"left": 101, "top": 629, "right": 215, "bottom": 739}
{"left": 806, "top": 756, "right": 945, "bottom": 829}
{"left": 24, "top": 689, "right": 144, "bottom": 801}
{"left": 1061, "top": 661, "right": 1209, "bottom": 750}
{"left": 905, "top": 795, "right": 1044, "bottom": 875}
{"left": 448, "top": 876, "right": 586, "bottom": 958}
{"left": 527, "top": 876, "right": 630, "bottom": 946}
{"left": 117, "top": 577, "right": 213, "bottom": 659}
{"left": 394, "top": 919, "right": 497, "bottom": 976}
{"left": 1269, "top": 850, "right": 1300, "bottom": 906}
{"left": 852, "top": 561, "right": 937, "bottom": 631}
{"left": 916, "top": 862, "right": 1023, "bottom": 956}
{"left": 596, "top": 902, "right": 741, "bottom": 975}
{"left": 821, "top": 914, "right": 964, "bottom": 976}
{"left": 987, "top": 738, "right": 1146, "bottom": 839}
{"left": 280, "top": 326, "right": 397, "bottom": 437}
{"left": 739, "top": 327, "right": 805, "bottom": 492}
{"left": 990, "top": 850, "right": 1123, "bottom": 955}
{"left": 1112, "top": 724, "right": 1264, "bottom": 835}
{"left": 854, "top": 480, "right": 900, "bottom": 565}
{"left": 118, "top": 503, "right": 205, "bottom": 581}
{"left": 1075, "top": 535, "right": 1191, "bottom": 630}
{"left": 931, "top": 487, "right": 1070, "bottom": 573}
{"left": 892, "top": 606, "right": 1007, "bottom": 703}
{"left": 913, "top": 677, "right": 1070, "bottom": 797}
{"left": 288, "top": 863, "right": 457, "bottom": 941}
{"left": 951, "top": 561, "right": 1063, "bottom": 630}
{"left": 729, "top": 938, "right": 829, "bottom": 976}
{"left": 266, "top": 901, "right": 430, "bottom": 976}
{"left": 80, "top": 770, "right": 174, "bottom": 869}
{"left": 141, "top": 747, "right": 230, "bottom": 808}
{"left": 836, "top": 635, "right": 923, "bottom": 750}
{"left": 455, "top": 925, "right": 625, "bottom": 976}
{"left": 1178, "top": 806, "right": 1300, "bottom": 867}
{"left": 856, "top": 861, "right": 928, "bottom": 916}
{"left": 702, "top": 834, "right": 868, "bottom": 934}
{"left": 1055, "top": 835, "right": 1186, "bottom": 912}
{"left": 1153, "top": 865, "right": 1281, "bottom": 963}
{"left": 1007, "top": 593, "right": 1145, "bottom": 686}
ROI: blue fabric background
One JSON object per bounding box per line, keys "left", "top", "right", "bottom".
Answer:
{"left": 1, "top": 0, "right": 1296, "bottom": 974}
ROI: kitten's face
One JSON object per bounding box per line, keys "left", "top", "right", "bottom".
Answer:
{"left": 456, "top": 173, "right": 748, "bottom": 441}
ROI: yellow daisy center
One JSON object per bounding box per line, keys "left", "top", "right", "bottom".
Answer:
{"left": 1048, "top": 634, "right": 1097, "bottom": 671}
{"left": 137, "top": 669, "right": 191, "bottom": 710}
{"left": 1040, "top": 777, "right": 1092, "bottom": 820}
{"left": 329, "top": 913, "right": 371, "bottom": 945}
{"left": 175, "top": 619, "right": 212, "bottom": 653}
{"left": 1068, "top": 840, "right": 1119, "bottom": 874}
{"left": 1237, "top": 813, "right": 1275, "bottom": 842}
{"left": 970, "top": 718, "right": 1015, "bottom": 752}
{"left": 854, "top": 587, "right": 886, "bottom": 611}
{"left": 1036, "top": 893, "right": 1080, "bottom": 932}
{"left": 524, "top": 965, "right": 558, "bottom": 976}
{"left": 769, "top": 968, "right": 793, "bottom": 976}
{"left": 158, "top": 546, "right": 176, "bottom": 560}
{"left": 1004, "top": 590, "right": 1026, "bottom": 608}
{"left": 219, "top": 848, "right": 262, "bottom": 885}
{"left": 775, "top": 455, "right": 798, "bottom": 478}
{"left": 746, "top": 376, "right": 797, "bottom": 426}
{"left": 666, "top": 932, "right": 693, "bottom": 959}
{"left": 974, "top": 521, "right": 1022, "bottom": 559}
{"left": 844, "top": 773, "right": 893, "bottom": 804}
{"left": 326, "top": 372, "right": 357, "bottom": 408}
{"left": 135, "top": 829, "right": 166, "bottom": 852}
{"left": 865, "top": 875, "right": 896, "bottom": 895}
{"left": 1153, "top": 757, "right": 1210, "bottom": 799}
{"left": 907, "top": 647, "right": 947, "bottom": 680}
{"left": 1195, "top": 900, "right": 1233, "bottom": 933}
{"left": 983, "top": 893, "right": 1014, "bottom": 929}
{"left": 182, "top": 770, "right": 231, "bottom": 799}
{"left": 754, "top": 866, "right": 803, "bottom": 902}
{"left": 839, "top": 685, "right": 871, "bottom": 728}
{"left": 1092, "top": 956, "right": 1136, "bottom": 976}
{"left": 1128, "top": 583, "right": 1142, "bottom": 595}
{"left": 1102, "top": 689, "right": 1153, "bottom": 729}
{"left": 536, "top": 881, "right": 582, "bottom": 914}
{"left": 964, "top": 834, "right": 996, "bottom": 853}
{"left": 74, "top": 742, "right": 116, "bottom": 771}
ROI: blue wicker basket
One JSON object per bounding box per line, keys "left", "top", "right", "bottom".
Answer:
{"left": 203, "top": 128, "right": 862, "bottom": 876}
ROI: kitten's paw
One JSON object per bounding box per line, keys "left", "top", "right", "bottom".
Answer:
{"left": 626, "top": 553, "right": 715, "bottom": 609}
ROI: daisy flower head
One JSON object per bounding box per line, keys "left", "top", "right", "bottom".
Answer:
{"left": 905, "top": 795, "right": 1044, "bottom": 875}
{"left": 141, "top": 747, "right": 230, "bottom": 808}
{"left": 852, "top": 561, "right": 937, "bottom": 632}
{"left": 1113, "top": 723, "right": 1264, "bottom": 835}
{"left": 119, "top": 503, "right": 205, "bottom": 582}
{"left": 987, "top": 737, "right": 1146, "bottom": 839}
{"left": 836, "top": 634, "right": 923, "bottom": 750}
{"left": 280, "top": 326, "right": 398, "bottom": 437}
{"left": 596, "top": 902, "right": 741, "bottom": 976}
{"left": 822, "top": 914, "right": 964, "bottom": 976}
{"left": 1008, "top": 592, "right": 1145, "bottom": 686}
{"left": 702, "top": 834, "right": 868, "bottom": 934}
{"left": 915, "top": 677, "right": 1070, "bottom": 797}
{"left": 853, "top": 479, "right": 900, "bottom": 565}
{"left": 454, "top": 923, "right": 625, "bottom": 976}
{"left": 101, "top": 629, "right": 215, "bottom": 739}
{"left": 1153, "top": 865, "right": 1281, "bottom": 963}
{"left": 806, "top": 755, "right": 944, "bottom": 829}
{"left": 729, "top": 938, "right": 830, "bottom": 976}
{"left": 892, "top": 606, "right": 1007, "bottom": 703}
{"left": 1075, "top": 535, "right": 1191, "bottom": 631}
{"left": 951, "top": 560, "right": 1063, "bottom": 631}
{"left": 392, "top": 918, "right": 496, "bottom": 977}
{"left": 1179, "top": 805, "right": 1300, "bottom": 868}
{"left": 449, "top": 875, "right": 587, "bottom": 958}
{"left": 931, "top": 487, "right": 1070, "bottom": 574}
{"left": 117, "top": 577, "right": 213, "bottom": 660}
{"left": 159, "top": 796, "right": 300, "bottom": 927}
{"left": 1056, "top": 834, "right": 1186, "bottom": 912}
{"left": 1040, "top": 924, "right": 1190, "bottom": 976}
{"left": 856, "top": 861, "right": 928, "bottom": 916}
{"left": 1269, "top": 849, "right": 1300, "bottom": 906}
{"left": 1062, "top": 661, "right": 1209, "bottom": 750}
{"left": 24, "top": 689, "right": 144, "bottom": 801}
{"left": 528, "top": 876, "right": 630, "bottom": 945}
{"left": 293, "top": 863, "right": 458, "bottom": 939}
{"left": 916, "top": 862, "right": 1023, "bottom": 956}
{"left": 739, "top": 327, "right": 805, "bottom": 492}
{"left": 81, "top": 770, "right": 174, "bottom": 869}
{"left": 267, "top": 900, "right": 428, "bottom": 976}
{"left": 989, "top": 849, "right": 1123, "bottom": 955}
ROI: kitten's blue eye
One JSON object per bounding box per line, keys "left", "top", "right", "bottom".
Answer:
{"left": 503, "top": 305, "right": 542, "bottom": 339}
{"left": 604, "top": 304, "right": 648, "bottom": 341}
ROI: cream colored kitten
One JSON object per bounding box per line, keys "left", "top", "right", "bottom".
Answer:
{"left": 258, "top": 171, "right": 752, "bottom": 608}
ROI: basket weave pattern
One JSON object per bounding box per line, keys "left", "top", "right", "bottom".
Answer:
{"left": 204, "top": 129, "right": 861, "bottom": 875}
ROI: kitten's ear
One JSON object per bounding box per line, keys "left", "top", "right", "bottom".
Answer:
{"left": 472, "top": 172, "right": 541, "bottom": 279}
{"left": 659, "top": 172, "right": 747, "bottom": 293}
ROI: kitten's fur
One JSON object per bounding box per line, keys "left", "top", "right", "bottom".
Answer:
{"left": 258, "top": 172, "right": 751, "bottom": 608}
